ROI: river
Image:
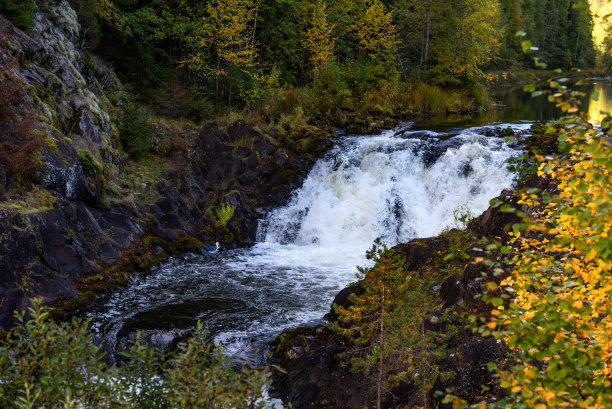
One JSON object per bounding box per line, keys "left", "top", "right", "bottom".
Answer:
{"left": 82, "top": 78, "right": 611, "bottom": 365}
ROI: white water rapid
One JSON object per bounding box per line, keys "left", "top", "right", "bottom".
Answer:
{"left": 85, "top": 124, "right": 524, "bottom": 362}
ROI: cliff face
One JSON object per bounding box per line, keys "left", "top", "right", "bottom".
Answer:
{"left": 0, "top": 1, "right": 332, "bottom": 329}
{"left": 1, "top": 1, "right": 122, "bottom": 203}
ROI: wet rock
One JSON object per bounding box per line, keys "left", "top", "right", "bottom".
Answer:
{"left": 324, "top": 283, "right": 365, "bottom": 322}
{"left": 40, "top": 133, "right": 90, "bottom": 201}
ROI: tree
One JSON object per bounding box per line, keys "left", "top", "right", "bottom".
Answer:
{"left": 334, "top": 240, "right": 446, "bottom": 409}
{"left": 395, "top": 0, "right": 501, "bottom": 84}
{"left": 354, "top": 0, "right": 399, "bottom": 80}
{"left": 205, "top": 0, "right": 258, "bottom": 108}
{"left": 429, "top": 0, "right": 502, "bottom": 84}
{"left": 0, "top": 0, "right": 35, "bottom": 29}
{"left": 303, "top": 0, "right": 336, "bottom": 80}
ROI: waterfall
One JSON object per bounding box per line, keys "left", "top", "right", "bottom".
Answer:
{"left": 258, "top": 127, "right": 517, "bottom": 252}
{"left": 85, "top": 124, "right": 522, "bottom": 362}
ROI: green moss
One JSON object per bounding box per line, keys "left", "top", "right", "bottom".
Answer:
{"left": 78, "top": 150, "right": 94, "bottom": 172}
{"left": 44, "top": 134, "right": 58, "bottom": 155}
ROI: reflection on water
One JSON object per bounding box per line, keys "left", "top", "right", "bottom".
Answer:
{"left": 414, "top": 78, "right": 612, "bottom": 130}
{"left": 586, "top": 81, "right": 612, "bottom": 123}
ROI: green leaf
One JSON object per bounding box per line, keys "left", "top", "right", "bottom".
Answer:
{"left": 491, "top": 298, "right": 503, "bottom": 307}
{"left": 521, "top": 40, "right": 533, "bottom": 53}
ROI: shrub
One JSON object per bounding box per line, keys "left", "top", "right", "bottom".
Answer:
{"left": 160, "top": 135, "right": 188, "bottom": 157}
{"left": 0, "top": 0, "right": 35, "bottom": 29}
{"left": 118, "top": 103, "right": 151, "bottom": 157}
{"left": 215, "top": 203, "right": 235, "bottom": 228}
{"left": 0, "top": 301, "right": 269, "bottom": 408}
{"left": 313, "top": 63, "right": 351, "bottom": 112}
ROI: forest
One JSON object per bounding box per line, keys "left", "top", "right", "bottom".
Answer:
{"left": 2, "top": 0, "right": 600, "bottom": 118}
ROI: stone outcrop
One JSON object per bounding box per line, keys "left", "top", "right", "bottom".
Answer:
{"left": 1, "top": 2, "right": 122, "bottom": 205}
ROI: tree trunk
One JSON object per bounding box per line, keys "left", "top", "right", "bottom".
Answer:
{"left": 252, "top": 4, "right": 259, "bottom": 53}
{"left": 421, "top": 318, "right": 428, "bottom": 409}
{"left": 228, "top": 79, "right": 232, "bottom": 110}
{"left": 216, "top": 57, "right": 221, "bottom": 114}
{"left": 378, "top": 281, "right": 385, "bottom": 409}
{"left": 424, "top": 14, "right": 430, "bottom": 68}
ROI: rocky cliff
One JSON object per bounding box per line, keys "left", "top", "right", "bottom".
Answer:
{"left": 0, "top": 1, "right": 331, "bottom": 329}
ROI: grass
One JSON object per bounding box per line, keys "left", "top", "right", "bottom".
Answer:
{"left": 0, "top": 187, "right": 56, "bottom": 214}
{"left": 116, "top": 154, "right": 171, "bottom": 206}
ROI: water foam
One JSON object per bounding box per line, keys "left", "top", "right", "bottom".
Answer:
{"left": 85, "top": 125, "right": 521, "bottom": 364}
{"left": 260, "top": 127, "right": 516, "bottom": 252}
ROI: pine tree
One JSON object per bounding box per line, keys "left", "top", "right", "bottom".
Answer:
{"left": 333, "top": 240, "right": 446, "bottom": 409}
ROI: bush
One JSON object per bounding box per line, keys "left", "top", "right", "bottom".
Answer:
{"left": 118, "top": 103, "right": 151, "bottom": 157}
{"left": 0, "top": 301, "right": 269, "bottom": 408}
{"left": 313, "top": 63, "right": 351, "bottom": 112}
{"left": 0, "top": 0, "right": 35, "bottom": 29}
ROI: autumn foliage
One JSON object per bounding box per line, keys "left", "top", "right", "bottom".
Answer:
{"left": 0, "top": 74, "right": 41, "bottom": 187}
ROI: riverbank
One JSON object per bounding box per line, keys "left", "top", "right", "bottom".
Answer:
{"left": 269, "top": 124, "right": 559, "bottom": 408}
{"left": 485, "top": 67, "right": 611, "bottom": 86}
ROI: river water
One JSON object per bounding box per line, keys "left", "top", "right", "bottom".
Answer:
{"left": 83, "top": 79, "right": 611, "bottom": 364}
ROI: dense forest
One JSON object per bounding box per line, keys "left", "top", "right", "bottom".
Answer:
{"left": 2, "top": 0, "right": 599, "bottom": 117}
{"left": 82, "top": 0, "right": 597, "bottom": 113}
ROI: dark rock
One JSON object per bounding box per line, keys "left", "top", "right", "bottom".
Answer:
{"left": 0, "top": 164, "right": 5, "bottom": 200}
{"left": 440, "top": 274, "right": 469, "bottom": 308}
{"left": 78, "top": 109, "right": 100, "bottom": 143}
{"left": 0, "top": 288, "right": 26, "bottom": 330}
{"left": 272, "top": 149, "right": 289, "bottom": 167}
{"left": 39, "top": 137, "right": 91, "bottom": 201}
{"left": 435, "top": 337, "right": 507, "bottom": 406}
{"left": 393, "top": 236, "right": 450, "bottom": 270}
{"left": 324, "top": 283, "right": 364, "bottom": 322}
{"left": 467, "top": 189, "right": 520, "bottom": 242}
{"left": 0, "top": 165, "right": 5, "bottom": 188}
{"left": 21, "top": 68, "right": 46, "bottom": 86}
{"left": 271, "top": 325, "right": 371, "bottom": 409}
{"left": 197, "top": 124, "right": 225, "bottom": 163}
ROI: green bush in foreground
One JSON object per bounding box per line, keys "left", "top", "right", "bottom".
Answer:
{"left": 0, "top": 301, "right": 268, "bottom": 408}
